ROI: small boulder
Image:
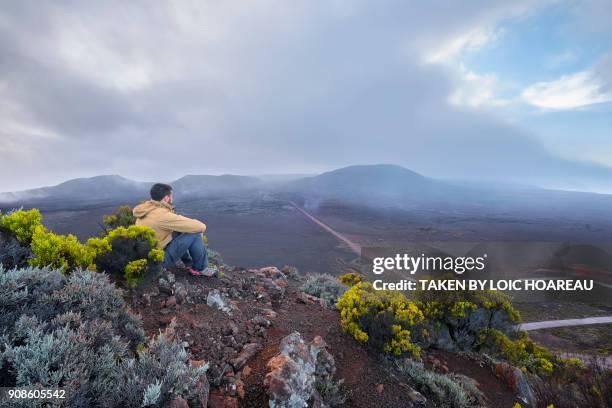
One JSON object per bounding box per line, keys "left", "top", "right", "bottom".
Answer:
{"left": 175, "top": 283, "right": 189, "bottom": 304}
{"left": 253, "top": 315, "right": 271, "bottom": 327}
{"left": 297, "top": 292, "right": 318, "bottom": 304}
{"left": 494, "top": 361, "right": 535, "bottom": 406}
{"left": 230, "top": 342, "right": 262, "bottom": 370}
{"left": 259, "top": 266, "right": 286, "bottom": 279}
{"left": 281, "top": 265, "right": 300, "bottom": 279}
{"left": 158, "top": 277, "right": 174, "bottom": 295}
{"left": 207, "top": 289, "right": 237, "bottom": 315}
{"left": 264, "top": 332, "right": 338, "bottom": 408}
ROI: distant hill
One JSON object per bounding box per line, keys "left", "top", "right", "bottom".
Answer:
{"left": 284, "top": 164, "right": 472, "bottom": 208}
{"left": 2, "top": 165, "right": 612, "bottom": 219}
{"left": 283, "top": 164, "right": 612, "bottom": 218}
{"left": 0, "top": 174, "right": 264, "bottom": 206}
{"left": 0, "top": 175, "right": 152, "bottom": 205}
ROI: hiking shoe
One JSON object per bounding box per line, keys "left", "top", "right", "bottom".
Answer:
{"left": 188, "top": 266, "right": 217, "bottom": 277}
{"left": 188, "top": 267, "right": 202, "bottom": 277}
{"left": 202, "top": 266, "right": 218, "bottom": 277}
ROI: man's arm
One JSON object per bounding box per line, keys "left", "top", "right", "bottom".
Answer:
{"left": 158, "top": 212, "right": 206, "bottom": 233}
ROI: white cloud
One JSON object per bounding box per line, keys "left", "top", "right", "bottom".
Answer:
{"left": 0, "top": 0, "right": 610, "bottom": 192}
{"left": 522, "top": 70, "right": 612, "bottom": 109}
{"left": 424, "top": 27, "right": 502, "bottom": 64}
{"left": 421, "top": 27, "right": 508, "bottom": 110}
{"left": 449, "top": 66, "right": 510, "bottom": 108}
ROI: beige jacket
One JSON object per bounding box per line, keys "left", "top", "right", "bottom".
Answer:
{"left": 133, "top": 200, "right": 206, "bottom": 249}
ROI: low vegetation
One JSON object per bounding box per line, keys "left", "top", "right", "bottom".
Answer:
{"left": 394, "top": 358, "right": 485, "bottom": 408}
{"left": 337, "top": 281, "right": 424, "bottom": 357}
{"left": 531, "top": 356, "right": 612, "bottom": 408}
{"left": 301, "top": 273, "right": 348, "bottom": 308}
{"left": 337, "top": 275, "right": 612, "bottom": 407}
{"left": 29, "top": 225, "right": 97, "bottom": 272}
{"left": 336, "top": 277, "right": 539, "bottom": 366}
{"left": 0, "top": 208, "right": 163, "bottom": 287}
{"left": 102, "top": 205, "right": 136, "bottom": 230}
{"left": 338, "top": 271, "right": 363, "bottom": 286}
{"left": 0, "top": 265, "right": 207, "bottom": 407}
{"left": 90, "top": 225, "right": 164, "bottom": 287}
{"left": 0, "top": 228, "right": 32, "bottom": 270}
{"left": 0, "top": 208, "right": 42, "bottom": 244}
{"left": 479, "top": 329, "right": 556, "bottom": 375}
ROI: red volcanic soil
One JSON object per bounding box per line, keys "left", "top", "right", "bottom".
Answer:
{"left": 128, "top": 267, "right": 518, "bottom": 408}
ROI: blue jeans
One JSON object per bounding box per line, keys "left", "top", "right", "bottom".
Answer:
{"left": 163, "top": 233, "right": 208, "bottom": 271}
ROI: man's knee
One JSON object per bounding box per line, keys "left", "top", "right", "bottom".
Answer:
{"left": 182, "top": 232, "right": 202, "bottom": 240}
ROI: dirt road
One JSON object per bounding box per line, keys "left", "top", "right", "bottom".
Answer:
{"left": 290, "top": 202, "right": 361, "bottom": 255}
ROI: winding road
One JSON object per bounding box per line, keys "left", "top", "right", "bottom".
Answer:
{"left": 518, "top": 316, "right": 612, "bottom": 331}
{"left": 290, "top": 202, "right": 612, "bottom": 335}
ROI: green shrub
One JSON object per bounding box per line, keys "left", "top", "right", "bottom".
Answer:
{"left": 394, "top": 358, "right": 485, "bottom": 408}
{"left": 531, "top": 356, "right": 612, "bottom": 408}
{"left": 0, "top": 266, "right": 207, "bottom": 407}
{"left": 0, "top": 266, "right": 144, "bottom": 349}
{"left": 29, "top": 226, "right": 97, "bottom": 272}
{"left": 2, "top": 207, "right": 163, "bottom": 287}
{"left": 124, "top": 259, "right": 148, "bottom": 288}
{"left": 91, "top": 226, "right": 164, "bottom": 288}
{"left": 0, "top": 208, "right": 43, "bottom": 244}
{"left": 338, "top": 272, "right": 362, "bottom": 286}
{"left": 336, "top": 277, "right": 532, "bottom": 362}
{"left": 337, "top": 282, "right": 423, "bottom": 357}
{"left": 116, "top": 319, "right": 208, "bottom": 408}
{"left": 103, "top": 205, "right": 136, "bottom": 230}
{"left": 414, "top": 275, "right": 521, "bottom": 323}
{"left": 0, "top": 209, "right": 97, "bottom": 273}
{"left": 478, "top": 329, "right": 556, "bottom": 375}
{"left": 301, "top": 273, "right": 348, "bottom": 308}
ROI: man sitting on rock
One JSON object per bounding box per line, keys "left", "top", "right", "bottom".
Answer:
{"left": 133, "top": 183, "right": 216, "bottom": 277}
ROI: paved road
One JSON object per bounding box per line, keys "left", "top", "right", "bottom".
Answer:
{"left": 518, "top": 316, "right": 612, "bottom": 331}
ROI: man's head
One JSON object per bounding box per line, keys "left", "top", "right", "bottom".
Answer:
{"left": 150, "top": 183, "right": 173, "bottom": 204}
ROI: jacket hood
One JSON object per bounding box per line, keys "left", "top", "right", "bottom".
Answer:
{"left": 133, "top": 200, "right": 173, "bottom": 219}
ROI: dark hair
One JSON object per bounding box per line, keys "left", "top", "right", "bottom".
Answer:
{"left": 150, "top": 183, "right": 173, "bottom": 201}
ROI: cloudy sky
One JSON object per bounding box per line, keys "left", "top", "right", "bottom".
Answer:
{"left": 1, "top": 0, "right": 611, "bottom": 192}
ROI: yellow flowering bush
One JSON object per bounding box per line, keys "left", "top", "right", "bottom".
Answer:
{"left": 336, "top": 274, "right": 559, "bottom": 374}
{"left": 102, "top": 205, "right": 136, "bottom": 230}
{"left": 337, "top": 282, "right": 424, "bottom": 357}
{"left": 479, "top": 329, "right": 556, "bottom": 375}
{"left": 338, "top": 272, "right": 363, "bottom": 286}
{"left": 29, "top": 226, "right": 97, "bottom": 272}
{"left": 92, "top": 225, "right": 163, "bottom": 287}
{"left": 1, "top": 207, "right": 162, "bottom": 287}
{"left": 1, "top": 208, "right": 43, "bottom": 244}
{"left": 414, "top": 275, "right": 521, "bottom": 323}
{"left": 124, "top": 259, "right": 148, "bottom": 288}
